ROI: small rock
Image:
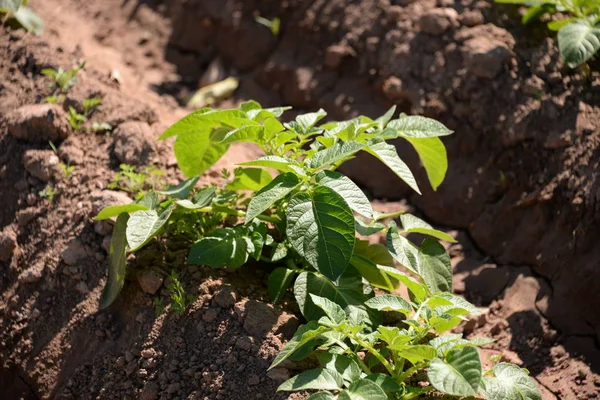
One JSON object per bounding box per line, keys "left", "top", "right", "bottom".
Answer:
{"left": 91, "top": 190, "right": 133, "bottom": 216}
{"left": 137, "top": 270, "right": 164, "bottom": 295}
{"left": 324, "top": 44, "right": 354, "bottom": 69}
{"left": 17, "top": 208, "right": 39, "bottom": 227}
{"left": 141, "top": 348, "right": 157, "bottom": 359}
{"left": 243, "top": 301, "right": 279, "bottom": 338}
{"left": 167, "top": 382, "right": 181, "bottom": 394}
{"left": 137, "top": 369, "right": 148, "bottom": 378}
{"left": 267, "top": 368, "right": 290, "bottom": 382}
{"left": 6, "top": 103, "right": 71, "bottom": 142}
{"left": 235, "top": 336, "right": 253, "bottom": 352}
{"left": 387, "top": 5, "right": 403, "bottom": 22}
{"left": 419, "top": 8, "right": 458, "bottom": 36}
{"left": 23, "top": 150, "right": 61, "bottom": 182}
{"left": 462, "top": 37, "right": 513, "bottom": 79}
{"left": 75, "top": 281, "right": 89, "bottom": 294}
{"left": 125, "top": 350, "right": 135, "bottom": 362}
{"left": 460, "top": 10, "right": 484, "bottom": 27}
{"left": 0, "top": 228, "right": 17, "bottom": 262}
{"left": 116, "top": 357, "right": 126, "bottom": 368}
{"left": 61, "top": 239, "right": 88, "bottom": 265}
{"left": 140, "top": 382, "right": 159, "bottom": 400}
{"left": 113, "top": 121, "right": 156, "bottom": 166}
{"left": 213, "top": 286, "right": 236, "bottom": 309}
{"left": 18, "top": 266, "right": 43, "bottom": 284}
{"left": 57, "top": 137, "right": 85, "bottom": 165}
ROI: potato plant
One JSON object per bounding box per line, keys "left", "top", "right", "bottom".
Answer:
{"left": 96, "top": 101, "right": 540, "bottom": 399}
{"left": 0, "top": 0, "right": 43, "bottom": 34}
{"left": 496, "top": 0, "right": 600, "bottom": 67}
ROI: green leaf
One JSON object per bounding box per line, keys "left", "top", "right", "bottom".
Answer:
{"left": 219, "top": 125, "right": 264, "bottom": 145}
{"left": 388, "top": 344, "right": 437, "bottom": 364}
{"left": 309, "top": 141, "right": 365, "bottom": 169}
{"left": 354, "top": 217, "right": 385, "bottom": 236}
{"left": 270, "top": 321, "right": 328, "bottom": 369}
{"left": 338, "top": 379, "right": 388, "bottom": 400}
{"left": 0, "top": 0, "right": 21, "bottom": 13}
{"left": 158, "top": 109, "right": 254, "bottom": 140}
{"left": 268, "top": 267, "right": 296, "bottom": 302}
{"left": 387, "top": 223, "right": 452, "bottom": 293}
{"left": 126, "top": 205, "right": 174, "bottom": 251}
{"left": 188, "top": 227, "right": 251, "bottom": 268}
{"left": 376, "top": 265, "right": 428, "bottom": 302}
{"left": 173, "top": 131, "right": 229, "bottom": 177}
{"left": 157, "top": 176, "right": 199, "bottom": 199}
{"left": 558, "top": 21, "right": 600, "bottom": 68}
{"left": 13, "top": 6, "right": 43, "bottom": 34}
{"left": 399, "top": 213, "right": 456, "bottom": 242}
{"left": 246, "top": 172, "right": 300, "bottom": 222}
{"left": 95, "top": 204, "right": 149, "bottom": 220}
{"left": 428, "top": 347, "right": 482, "bottom": 397}
{"left": 137, "top": 192, "right": 159, "bottom": 210}
{"left": 404, "top": 137, "right": 448, "bottom": 190}
{"left": 295, "top": 109, "right": 327, "bottom": 132}
{"left": 278, "top": 368, "right": 344, "bottom": 392}
{"left": 316, "top": 353, "right": 362, "bottom": 383}
{"left": 350, "top": 240, "right": 398, "bottom": 291}
{"left": 364, "top": 294, "right": 412, "bottom": 314}
{"left": 375, "top": 106, "right": 396, "bottom": 129}
{"left": 366, "top": 139, "right": 420, "bottom": 194}
{"left": 226, "top": 168, "right": 273, "bottom": 191}
{"left": 375, "top": 326, "right": 411, "bottom": 347}
{"left": 316, "top": 171, "right": 373, "bottom": 218}
{"left": 388, "top": 115, "right": 453, "bottom": 138}
{"left": 286, "top": 185, "right": 355, "bottom": 281}
{"left": 238, "top": 155, "right": 303, "bottom": 174}
{"left": 364, "top": 374, "right": 401, "bottom": 393}
{"left": 294, "top": 270, "right": 379, "bottom": 328}
{"left": 175, "top": 186, "right": 217, "bottom": 209}
{"left": 247, "top": 106, "right": 292, "bottom": 121}
{"left": 547, "top": 17, "right": 577, "bottom": 31}
{"left": 307, "top": 393, "right": 337, "bottom": 400}
{"left": 99, "top": 213, "right": 129, "bottom": 309}
{"left": 480, "top": 363, "right": 542, "bottom": 400}
{"left": 310, "top": 294, "right": 346, "bottom": 324}
{"left": 263, "top": 117, "right": 285, "bottom": 139}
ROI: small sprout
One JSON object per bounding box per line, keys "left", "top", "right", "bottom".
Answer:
{"left": 66, "top": 106, "right": 86, "bottom": 130}
{"left": 43, "top": 95, "right": 65, "bottom": 104}
{"left": 167, "top": 271, "right": 194, "bottom": 315}
{"left": 82, "top": 97, "right": 102, "bottom": 116}
{"left": 255, "top": 16, "right": 280, "bottom": 36}
{"left": 42, "top": 61, "right": 86, "bottom": 93}
{"left": 108, "top": 164, "right": 165, "bottom": 198}
{"left": 39, "top": 185, "right": 57, "bottom": 203}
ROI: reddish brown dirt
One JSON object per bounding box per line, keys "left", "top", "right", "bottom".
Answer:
{"left": 1, "top": 0, "right": 600, "bottom": 399}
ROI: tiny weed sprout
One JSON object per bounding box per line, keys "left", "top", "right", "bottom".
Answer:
{"left": 49, "top": 141, "right": 75, "bottom": 179}
{"left": 39, "top": 184, "right": 57, "bottom": 203}
{"left": 67, "top": 106, "right": 86, "bottom": 130}
{"left": 255, "top": 15, "right": 281, "bottom": 36}
{"left": 107, "top": 164, "right": 165, "bottom": 199}
{"left": 496, "top": 0, "right": 600, "bottom": 67}
{"left": 0, "top": 0, "right": 43, "bottom": 34}
{"left": 97, "top": 101, "right": 541, "bottom": 399}
{"left": 42, "top": 62, "right": 86, "bottom": 94}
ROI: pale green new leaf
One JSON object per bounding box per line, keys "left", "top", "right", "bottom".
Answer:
{"left": 158, "top": 109, "right": 254, "bottom": 140}
{"left": 405, "top": 137, "right": 448, "bottom": 190}
{"left": 286, "top": 186, "right": 355, "bottom": 280}
{"left": 376, "top": 265, "right": 428, "bottom": 302}
{"left": 388, "top": 344, "right": 437, "bottom": 364}
{"left": 558, "top": 20, "right": 600, "bottom": 68}
{"left": 399, "top": 213, "right": 456, "bottom": 242}
{"left": 126, "top": 205, "right": 174, "bottom": 251}
{"left": 309, "top": 141, "right": 365, "bottom": 169}
{"left": 364, "top": 294, "right": 412, "bottom": 314}
{"left": 375, "top": 106, "right": 396, "bottom": 129}
{"left": 99, "top": 213, "right": 129, "bottom": 309}
{"left": 479, "top": 363, "right": 542, "bottom": 400}
{"left": 173, "top": 131, "right": 229, "bottom": 177}
{"left": 388, "top": 115, "right": 453, "bottom": 138}
{"left": 350, "top": 240, "right": 398, "bottom": 291}
{"left": 246, "top": 172, "right": 300, "bottom": 222}
{"left": 95, "top": 204, "right": 149, "bottom": 220}
{"left": 175, "top": 186, "right": 216, "bottom": 209}
{"left": 295, "top": 109, "right": 327, "bottom": 132}
{"left": 428, "top": 347, "right": 482, "bottom": 397}
{"left": 238, "top": 155, "right": 304, "bottom": 174}
{"left": 316, "top": 171, "right": 373, "bottom": 218}
{"left": 277, "top": 368, "right": 344, "bottom": 392}
{"left": 0, "top": 0, "right": 21, "bottom": 13}
{"left": 227, "top": 168, "right": 273, "bottom": 191}
{"left": 366, "top": 139, "right": 420, "bottom": 194}
{"left": 337, "top": 379, "right": 388, "bottom": 400}
{"left": 307, "top": 393, "right": 337, "bottom": 400}
{"left": 219, "top": 125, "right": 264, "bottom": 145}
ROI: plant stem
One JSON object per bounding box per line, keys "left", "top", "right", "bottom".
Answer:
{"left": 400, "top": 386, "right": 435, "bottom": 400}
{"left": 348, "top": 333, "right": 397, "bottom": 378}
{"left": 374, "top": 209, "right": 406, "bottom": 221}
{"left": 194, "top": 206, "right": 281, "bottom": 224}
{"left": 397, "top": 363, "right": 424, "bottom": 383}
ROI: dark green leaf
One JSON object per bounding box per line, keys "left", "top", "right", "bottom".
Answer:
{"left": 246, "top": 172, "right": 300, "bottom": 222}
{"left": 364, "top": 374, "right": 401, "bottom": 393}
{"left": 376, "top": 265, "right": 428, "bottom": 302}
{"left": 188, "top": 227, "right": 251, "bottom": 268}
{"left": 366, "top": 139, "right": 420, "bottom": 194}
{"left": 268, "top": 267, "right": 296, "bottom": 302}
{"left": 316, "top": 353, "right": 362, "bottom": 383}
{"left": 316, "top": 171, "right": 373, "bottom": 218}
{"left": 99, "top": 213, "right": 129, "bottom": 309}
{"left": 278, "top": 368, "right": 344, "bottom": 392}
{"left": 364, "top": 294, "right": 412, "bottom": 314}
{"left": 355, "top": 217, "right": 385, "bottom": 236}
{"left": 270, "top": 321, "right": 328, "bottom": 369}
{"left": 310, "top": 294, "right": 346, "bottom": 324}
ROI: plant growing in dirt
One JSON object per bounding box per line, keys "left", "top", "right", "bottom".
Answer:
{"left": 42, "top": 62, "right": 85, "bottom": 94}
{"left": 0, "top": 0, "right": 43, "bottom": 34}
{"left": 49, "top": 141, "right": 75, "bottom": 179}
{"left": 107, "top": 163, "right": 165, "bottom": 199}
{"left": 496, "top": 0, "right": 600, "bottom": 67}
{"left": 96, "top": 101, "right": 540, "bottom": 399}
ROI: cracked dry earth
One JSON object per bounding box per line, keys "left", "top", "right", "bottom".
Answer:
{"left": 1, "top": 0, "right": 600, "bottom": 399}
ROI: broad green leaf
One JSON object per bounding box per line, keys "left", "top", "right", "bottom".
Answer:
{"left": 430, "top": 316, "right": 465, "bottom": 334}
{"left": 0, "top": 0, "right": 21, "bottom": 13}
{"left": 175, "top": 186, "right": 217, "bottom": 209}
{"left": 270, "top": 241, "right": 288, "bottom": 262}
{"left": 277, "top": 368, "right": 344, "bottom": 392}
{"left": 263, "top": 117, "right": 285, "bottom": 139}
{"left": 405, "top": 137, "right": 448, "bottom": 190}
{"left": 270, "top": 321, "right": 328, "bottom": 369}
{"left": 547, "top": 17, "right": 577, "bottom": 31}
{"left": 388, "top": 344, "right": 437, "bottom": 364}
{"left": 558, "top": 21, "right": 600, "bottom": 68}
{"left": 99, "top": 213, "right": 129, "bottom": 309}
{"left": 337, "top": 379, "right": 388, "bottom": 400}
{"left": 226, "top": 168, "right": 273, "bottom": 191}
{"left": 375, "top": 106, "right": 396, "bottom": 129}
{"left": 238, "top": 100, "right": 262, "bottom": 112}
{"left": 307, "top": 393, "right": 337, "bottom": 400}
{"left": 354, "top": 217, "right": 385, "bottom": 236}
{"left": 137, "top": 192, "right": 159, "bottom": 210}
{"left": 430, "top": 293, "right": 480, "bottom": 315}
{"left": 364, "top": 294, "right": 412, "bottom": 314}
{"left": 388, "top": 115, "right": 453, "bottom": 138}
{"left": 316, "top": 171, "right": 373, "bottom": 218}
{"left": 364, "top": 374, "right": 401, "bottom": 393}
{"left": 375, "top": 326, "right": 412, "bottom": 347}
{"left": 246, "top": 172, "right": 300, "bottom": 222}
{"left": 350, "top": 240, "right": 398, "bottom": 291}
{"left": 295, "top": 109, "right": 327, "bottom": 132}
{"left": 480, "top": 363, "right": 542, "bottom": 400}
{"left": 286, "top": 186, "right": 355, "bottom": 281}
{"left": 376, "top": 265, "right": 428, "bottom": 302}
{"left": 429, "top": 334, "right": 463, "bottom": 357}
{"left": 309, "top": 141, "right": 365, "bottom": 169}
{"left": 95, "top": 204, "right": 149, "bottom": 220}
{"left": 316, "top": 353, "right": 362, "bottom": 383}
{"left": 219, "top": 125, "right": 264, "bottom": 145}
{"left": 399, "top": 213, "right": 456, "bottom": 242}
{"left": 188, "top": 227, "right": 251, "bottom": 268}
{"left": 366, "top": 139, "right": 420, "bottom": 194}
{"left": 294, "top": 270, "right": 380, "bottom": 328}
{"left": 173, "top": 131, "right": 229, "bottom": 177}
{"left": 522, "top": 4, "right": 554, "bottom": 25}
{"left": 247, "top": 106, "right": 292, "bottom": 121}
{"left": 158, "top": 109, "right": 253, "bottom": 140}
{"left": 387, "top": 223, "right": 452, "bottom": 293}
{"left": 238, "top": 155, "right": 303, "bottom": 174}
{"left": 126, "top": 205, "right": 174, "bottom": 251}
{"left": 310, "top": 294, "right": 346, "bottom": 324}
{"left": 13, "top": 6, "right": 43, "bottom": 34}
{"left": 268, "top": 267, "right": 296, "bottom": 302}
{"left": 157, "top": 176, "right": 199, "bottom": 199}
{"left": 428, "top": 347, "right": 482, "bottom": 397}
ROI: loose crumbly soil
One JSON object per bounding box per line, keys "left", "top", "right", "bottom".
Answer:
{"left": 1, "top": 0, "right": 599, "bottom": 399}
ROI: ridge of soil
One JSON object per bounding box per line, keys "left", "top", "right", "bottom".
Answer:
{"left": 0, "top": 0, "right": 599, "bottom": 399}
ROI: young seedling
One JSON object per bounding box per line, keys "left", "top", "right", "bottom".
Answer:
{"left": 166, "top": 270, "right": 195, "bottom": 315}
{"left": 42, "top": 61, "right": 86, "bottom": 94}
{"left": 255, "top": 15, "right": 281, "bottom": 36}
{"left": 96, "top": 102, "right": 541, "bottom": 399}
{"left": 496, "top": 0, "right": 600, "bottom": 67}
{"left": 107, "top": 164, "right": 165, "bottom": 199}
{"left": 48, "top": 141, "right": 76, "bottom": 180}
{"left": 0, "top": 0, "right": 43, "bottom": 34}
{"left": 39, "top": 184, "right": 57, "bottom": 203}
{"left": 66, "top": 106, "right": 86, "bottom": 130}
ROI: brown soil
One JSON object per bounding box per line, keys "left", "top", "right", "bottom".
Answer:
{"left": 1, "top": 0, "right": 600, "bottom": 399}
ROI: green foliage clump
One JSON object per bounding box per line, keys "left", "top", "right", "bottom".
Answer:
{"left": 0, "top": 0, "right": 43, "bottom": 34}
{"left": 107, "top": 164, "right": 165, "bottom": 199}
{"left": 496, "top": 0, "right": 600, "bottom": 67}
{"left": 96, "top": 101, "right": 541, "bottom": 399}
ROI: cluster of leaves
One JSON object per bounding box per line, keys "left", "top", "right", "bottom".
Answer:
{"left": 96, "top": 101, "right": 540, "bottom": 399}
{"left": 153, "top": 271, "right": 196, "bottom": 316}
{"left": 107, "top": 164, "right": 165, "bottom": 199}
{"left": 0, "top": 0, "right": 43, "bottom": 34}
{"left": 496, "top": 0, "right": 600, "bottom": 67}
